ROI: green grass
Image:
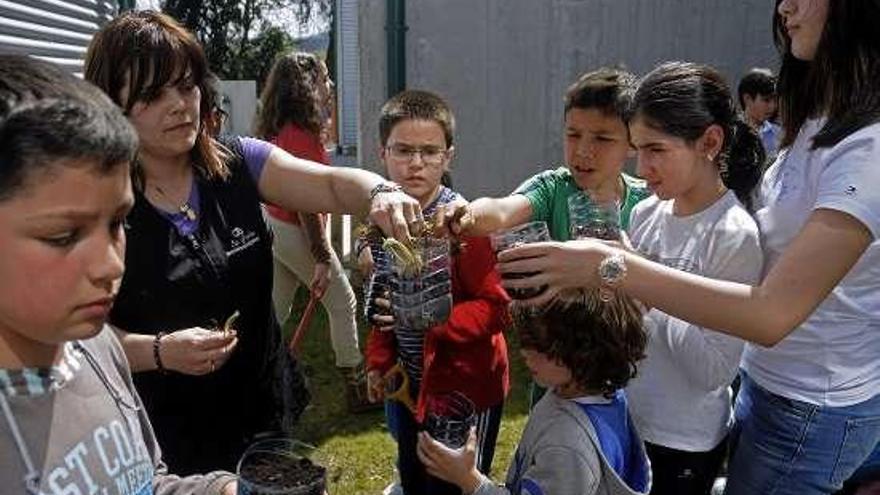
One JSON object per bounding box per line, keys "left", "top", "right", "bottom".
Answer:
{"left": 283, "top": 286, "right": 530, "bottom": 495}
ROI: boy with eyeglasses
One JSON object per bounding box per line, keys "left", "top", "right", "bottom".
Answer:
{"left": 360, "top": 90, "right": 510, "bottom": 495}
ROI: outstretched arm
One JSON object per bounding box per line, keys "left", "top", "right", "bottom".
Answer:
{"left": 436, "top": 195, "right": 533, "bottom": 237}
{"left": 258, "top": 147, "right": 421, "bottom": 241}
{"left": 497, "top": 208, "right": 872, "bottom": 346}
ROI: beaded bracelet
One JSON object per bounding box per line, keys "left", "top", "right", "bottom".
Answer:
{"left": 153, "top": 332, "right": 168, "bottom": 373}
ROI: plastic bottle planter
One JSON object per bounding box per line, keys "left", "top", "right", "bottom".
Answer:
{"left": 389, "top": 238, "right": 453, "bottom": 331}
{"left": 490, "top": 221, "right": 551, "bottom": 299}
{"left": 422, "top": 392, "right": 476, "bottom": 449}
{"left": 237, "top": 438, "right": 326, "bottom": 495}
{"left": 567, "top": 192, "right": 621, "bottom": 241}
{"left": 364, "top": 271, "right": 392, "bottom": 323}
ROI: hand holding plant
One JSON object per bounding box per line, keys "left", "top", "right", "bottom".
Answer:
{"left": 159, "top": 327, "right": 238, "bottom": 375}
{"left": 433, "top": 198, "right": 473, "bottom": 236}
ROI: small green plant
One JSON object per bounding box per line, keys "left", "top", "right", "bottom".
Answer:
{"left": 222, "top": 310, "right": 240, "bottom": 335}
{"left": 382, "top": 237, "right": 424, "bottom": 277}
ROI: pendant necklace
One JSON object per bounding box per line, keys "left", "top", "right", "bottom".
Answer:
{"left": 153, "top": 183, "right": 197, "bottom": 221}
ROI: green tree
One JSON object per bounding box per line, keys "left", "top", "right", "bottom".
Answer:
{"left": 161, "top": 0, "right": 332, "bottom": 84}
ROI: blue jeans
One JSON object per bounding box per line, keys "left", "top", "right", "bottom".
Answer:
{"left": 725, "top": 372, "right": 880, "bottom": 495}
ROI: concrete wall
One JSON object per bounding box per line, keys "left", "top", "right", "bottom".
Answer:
{"left": 358, "top": 0, "right": 778, "bottom": 199}
{"left": 217, "top": 80, "right": 257, "bottom": 137}
{"left": 357, "top": 0, "right": 388, "bottom": 175}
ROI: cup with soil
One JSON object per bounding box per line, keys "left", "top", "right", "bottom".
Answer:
{"left": 422, "top": 391, "right": 476, "bottom": 449}
{"left": 237, "top": 438, "right": 326, "bottom": 495}
{"left": 490, "top": 221, "right": 551, "bottom": 299}
{"left": 387, "top": 237, "right": 453, "bottom": 330}
{"left": 568, "top": 192, "right": 621, "bottom": 241}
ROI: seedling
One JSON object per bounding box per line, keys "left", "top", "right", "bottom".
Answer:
{"left": 382, "top": 237, "right": 424, "bottom": 277}
{"left": 222, "top": 310, "right": 240, "bottom": 335}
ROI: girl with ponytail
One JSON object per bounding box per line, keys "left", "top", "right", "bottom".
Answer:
{"left": 622, "top": 62, "right": 764, "bottom": 495}
{"left": 496, "top": 1, "right": 880, "bottom": 492}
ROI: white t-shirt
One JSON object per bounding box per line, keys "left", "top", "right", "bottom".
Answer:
{"left": 626, "top": 191, "right": 763, "bottom": 451}
{"left": 743, "top": 119, "right": 880, "bottom": 407}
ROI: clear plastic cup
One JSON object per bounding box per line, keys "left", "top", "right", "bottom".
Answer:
{"left": 490, "top": 221, "right": 551, "bottom": 299}
{"left": 567, "top": 192, "right": 620, "bottom": 240}
{"left": 237, "top": 438, "right": 326, "bottom": 495}
{"left": 422, "top": 392, "right": 476, "bottom": 449}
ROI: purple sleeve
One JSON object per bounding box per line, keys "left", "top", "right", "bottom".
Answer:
{"left": 238, "top": 137, "right": 273, "bottom": 183}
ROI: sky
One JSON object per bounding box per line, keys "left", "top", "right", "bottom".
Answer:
{"left": 134, "top": 0, "right": 330, "bottom": 39}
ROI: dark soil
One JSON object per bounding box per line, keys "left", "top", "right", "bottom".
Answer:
{"left": 239, "top": 453, "right": 326, "bottom": 494}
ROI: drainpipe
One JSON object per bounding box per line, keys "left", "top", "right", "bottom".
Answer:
{"left": 386, "top": 0, "right": 406, "bottom": 98}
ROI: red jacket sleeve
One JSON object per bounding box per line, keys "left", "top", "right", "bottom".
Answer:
{"left": 429, "top": 236, "right": 510, "bottom": 343}
{"left": 365, "top": 327, "right": 397, "bottom": 374}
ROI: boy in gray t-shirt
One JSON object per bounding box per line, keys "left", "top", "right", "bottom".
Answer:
{"left": 0, "top": 55, "right": 235, "bottom": 495}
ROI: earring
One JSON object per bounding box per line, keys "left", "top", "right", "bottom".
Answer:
{"left": 707, "top": 154, "right": 715, "bottom": 162}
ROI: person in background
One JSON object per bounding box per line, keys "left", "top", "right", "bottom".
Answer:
{"left": 255, "top": 51, "right": 372, "bottom": 413}
{"left": 737, "top": 67, "right": 780, "bottom": 160}
{"left": 85, "top": 11, "right": 421, "bottom": 475}
{"left": 203, "top": 72, "right": 228, "bottom": 137}
{"left": 0, "top": 54, "right": 236, "bottom": 495}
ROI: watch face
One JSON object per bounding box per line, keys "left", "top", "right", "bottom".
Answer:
{"left": 599, "top": 255, "right": 626, "bottom": 283}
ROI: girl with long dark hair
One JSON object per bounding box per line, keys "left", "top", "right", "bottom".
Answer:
{"left": 255, "top": 52, "right": 370, "bottom": 412}
{"left": 624, "top": 61, "right": 764, "bottom": 495}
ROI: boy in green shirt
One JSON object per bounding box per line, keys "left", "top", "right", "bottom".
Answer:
{"left": 439, "top": 67, "right": 650, "bottom": 408}
{"left": 441, "top": 67, "right": 650, "bottom": 240}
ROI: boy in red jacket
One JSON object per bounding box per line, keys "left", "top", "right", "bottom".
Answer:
{"left": 362, "top": 90, "right": 510, "bottom": 495}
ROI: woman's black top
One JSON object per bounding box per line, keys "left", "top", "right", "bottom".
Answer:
{"left": 110, "top": 141, "right": 283, "bottom": 475}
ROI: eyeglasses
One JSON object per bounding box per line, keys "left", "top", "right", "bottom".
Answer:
{"left": 386, "top": 144, "right": 449, "bottom": 166}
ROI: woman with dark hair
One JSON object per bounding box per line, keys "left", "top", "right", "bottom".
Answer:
{"left": 496, "top": 1, "right": 880, "bottom": 493}
{"left": 84, "top": 11, "right": 421, "bottom": 475}
{"left": 623, "top": 62, "right": 763, "bottom": 495}
{"left": 254, "top": 52, "right": 369, "bottom": 412}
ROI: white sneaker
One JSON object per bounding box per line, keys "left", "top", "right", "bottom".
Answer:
{"left": 711, "top": 476, "right": 726, "bottom": 495}
{"left": 382, "top": 481, "right": 403, "bottom": 495}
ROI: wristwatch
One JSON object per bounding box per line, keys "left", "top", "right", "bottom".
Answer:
{"left": 597, "top": 252, "right": 627, "bottom": 302}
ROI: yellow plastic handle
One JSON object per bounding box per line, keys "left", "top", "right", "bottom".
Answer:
{"left": 384, "top": 363, "right": 416, "bottom": 413}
